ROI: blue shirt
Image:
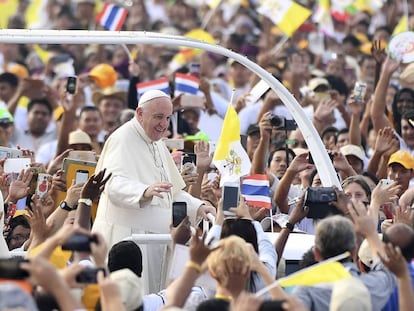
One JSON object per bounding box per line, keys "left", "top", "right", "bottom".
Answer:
{"left": 381, "top": 261, "right": 414, "bottom": 311}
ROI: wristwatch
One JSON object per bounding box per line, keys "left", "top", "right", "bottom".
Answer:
{"left": 285, "top": 222, "right": 295, "bottom": 232}
{"left": 78, "top": 198, "right": 93, "bottom": 207}
{"left": 59, "top": 201, "right": 73, "bottom": 211}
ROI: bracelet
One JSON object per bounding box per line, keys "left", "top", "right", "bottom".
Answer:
{"left": 185, "top": 261, "right": 202, "bottom": 273}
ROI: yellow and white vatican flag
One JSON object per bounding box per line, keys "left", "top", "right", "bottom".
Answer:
{"left": 258, "top": 0, "right": 311, "bottom": 37}
{"left": 213, "top": 104, "right": 251, "bottom": 186}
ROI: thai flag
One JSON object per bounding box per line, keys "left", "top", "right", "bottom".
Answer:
{"left": 174, "top": 73, "right": 200, "bottom": 95}
{"left": 241, "top": 174, "right": 271, "bottom": 209}
{"left": 137, "top": 77, "right": 170, "bottom": 99}
{"left": 96, "top": 2, "right": 128, "bottom": 31}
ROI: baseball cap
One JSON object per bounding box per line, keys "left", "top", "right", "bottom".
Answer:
{"left": 0, "top": 108, "right": 14, "bottom": 125}
{"left": 91, "top": 86, "right": 127, "bottom": 106}
{"left": 357, "top": 236, "right": 382, "bottom": 269}
{"left": 330, "top": 277, "right": 372, "bottom": 311}
{"left": 247, "top": 124, "right": 260, "bottom": 136}
{"left": 110, "top": 269, "right": 143, "bottom": 311}
{"left": 388, "top": 150, "right": 414, "bottom": 169}
{"left": 68, "top": 130, "right": 92, "bottom": 146}
{"left": 308, "top": 77, "right": 330, "bottom": 92}
{"left": 88, "top": 63, "right": 117, "bottom": 88}
{"left": 340, "top": 144, "right": 365, "bottom": 162}
{"left": 138, "top": 90, "right": 170, "bottom": 107}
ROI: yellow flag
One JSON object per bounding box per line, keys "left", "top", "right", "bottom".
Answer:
{"left": 0, "top": 0, "right": 18, "bottom": 29}
{"left": 33, "top": 44, "right": 51, "bottom": 64}
{"left": 213, "top": 104, "right": 251, "bottom": 184}
{"left": 278, "top": 261, "right": 351, "bottom": 287}
{"left": 393, "top": 16, "right": 408, "bottom": 36}
{"left": 213, "top": 105, "right": 240, "bottom": 161}
{"left": 258, "top": 0, "right": 311, "bottom": 37}
{"left": 255, "top": 252, "right": 352, "bottom": 297}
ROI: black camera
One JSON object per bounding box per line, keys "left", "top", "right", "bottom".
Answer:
{"left": 61, "top": 233, "right": 98, "bottom": 252}
{"left": 0, "top": 257, "right": 29, "bottom": 279}
{"left": 76, "top": 267, "right": 106, "bottom": 284}
{"left": 304, "top": 187, "right": 341, "bottom": 219}
{"left": 270, "top": 115, "right": 297, "bottom": 131}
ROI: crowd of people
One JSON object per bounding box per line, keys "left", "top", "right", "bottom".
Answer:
{"left": 1, "top": 0, "right": 414, "bottom": 310}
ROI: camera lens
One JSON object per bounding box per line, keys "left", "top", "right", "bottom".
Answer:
{"left": 271, "top": 116, "right": 283, "bottom": 128}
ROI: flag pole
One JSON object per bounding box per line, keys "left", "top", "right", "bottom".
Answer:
{"left": 269, "top": 208, "right": 274, "bottom": 233}
{"left": 121, "top": 43, "right": 133, "bottom": 61}
{"left": 270, "top": 35, "right": 289, "bottom": 55}
{"left": 403, "top": 0, "right": 409, "bottom": 31}
{"left": 255, "top": 251, "right": 351, "bottom": 297}
{"left": 201, "top": 0, "right": 223, "bottom": 30}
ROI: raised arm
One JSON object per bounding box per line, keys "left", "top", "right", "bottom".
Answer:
{"left": 371, "top": 55, "right": 400, "bottom": 132}
{"left": 251, "top": 112, "right": 272, "bottom": 175}
{"left": 274, "top": 152, "right": 313, "bottom": 214}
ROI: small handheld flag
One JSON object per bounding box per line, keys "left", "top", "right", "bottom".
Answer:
{"left": 213, "top": 104, "right": 251, "bottom": 185}
{"left": 257, "top": 0, "right": 311, "bottom": 37}
{"left": 137, "top": 78, "right": 170, "bottom": 99}
{"left": 241, "top": 174, "right": 271, "bottom": 209}
{"left": 174, "top": 73, "right": 200, "bottom": 95}
{"left": 96, "top": 2, "right": 128, "bottom": 31}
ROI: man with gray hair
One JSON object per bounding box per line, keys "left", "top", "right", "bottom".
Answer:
{"left": 292, "top": 211, "right": 396, "bottom": 311}
{"left": 92, "top": 90, "right": 215, "bottom": 293}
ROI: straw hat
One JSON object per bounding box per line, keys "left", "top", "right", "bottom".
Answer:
{"left": 91, "top": 86, "right": 127, "bottom": 106}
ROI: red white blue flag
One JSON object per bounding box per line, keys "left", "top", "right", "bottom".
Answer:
{"left": 174, "top": 73, "right": 200, "bottom": 95}
{"left": 241, "top": 174, "right": 271, "bottom": 209}
{"left": 96, "top": 2, "right": 128, "bottom": 31}
{"left": 137, "top": 77, "right": 170, "bottom": 99}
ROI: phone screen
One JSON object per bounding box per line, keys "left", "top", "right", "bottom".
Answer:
{"left": 66, "top": 76, "right": 77, "bottom": 94}
{"left": 75, "top": 170, "right": 89, "bottom": 185}
{"left": 172, "top": 202, "right": 187, "bottom": 227}
{"left": 222, "top": 185, "right": 239, "bottom": 215}
{"left": 181, "top": 153, "right": 197, "bottom": 174}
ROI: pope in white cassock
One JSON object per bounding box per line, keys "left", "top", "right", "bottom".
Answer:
{"left": 92, "top": 90, "right": 215, "bottom": 293}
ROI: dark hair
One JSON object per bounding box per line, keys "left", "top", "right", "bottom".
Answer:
{"left": 337, "top": 127, "right": 349, "bottom": 136}
{"left": 0, "top": 72, "right": 19, "bottom": 87}
{"left": 320, "top": 126, "right": 338, "bottom": 144}
{"left": 5, "top": 215, "right": 30, "bottom": 245}
{"left": 298, "top": 247, "right": 317, "bottom": 269}
{"left": 220, "top": 218, "right": 258, "bottom": 292}
{"left": 27, "top": 98, "right": 53, "bottom": 115}
{"left": 392, "top": 88, "right": 414, "bottom": 135}
{"left": 362, "top": 171, "right": 379, "bottom": 185}
{"left": 267, "top": 147, "right": 296, "bottom": 167}
{"left": 342, "top": 34, "right": 361, "bottom": 48}
{"left": 374, "top": 25, "right": 392, "bottom": 37}
{"left": 326, "top": 75, "right": 349, "bottom": 98}
{"left": 79, "top": 105, "right": 102, "bottom": 119}
{"left": 383, "top": 223, "right": 414, "bottom": 262}
{"left": 341, "top": 175, "right": 372, "bottom": 200}
{"left": 108, "top": 241, "right": 143, "bottom": 277}
{"left": 220, "top": 218, "right": 258, "bottom": 253}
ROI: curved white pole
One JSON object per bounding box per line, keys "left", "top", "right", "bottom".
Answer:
{"left": 0, "top": 29, "right": 340, "bottom": 187}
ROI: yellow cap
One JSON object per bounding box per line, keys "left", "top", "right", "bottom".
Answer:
{"left": 388, "top": 150, "right": 414, "bottom": 169}
{"left": 88, "top": 63, "right": 117, "bottom": 88}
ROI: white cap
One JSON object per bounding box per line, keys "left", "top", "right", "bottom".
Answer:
{"left": 138, "top": 90, "right": 170, "bottom": 107}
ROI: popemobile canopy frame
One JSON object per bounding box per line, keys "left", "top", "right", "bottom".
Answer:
{"left": 0, "top": 29, "right": 340, "bottom": 188}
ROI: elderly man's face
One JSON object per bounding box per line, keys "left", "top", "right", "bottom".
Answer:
{"left": 137, "top": 97, "right": 173, "bottom": 141}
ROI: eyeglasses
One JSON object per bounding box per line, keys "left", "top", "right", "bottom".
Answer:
{"left": 10, "top": 234, "right": 29, "bottom": 242}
